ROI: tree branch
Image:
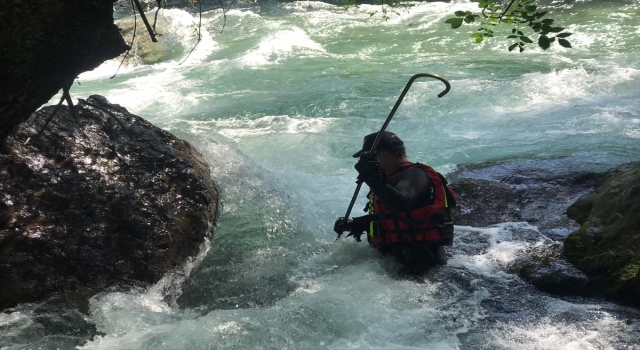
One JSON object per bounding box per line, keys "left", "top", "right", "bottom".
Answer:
{"left": 111, "top": 0, "right": 137, "bottom": 79}
{"left": 499, "top": 0, "right": 518, "bottom": 22}
{"left": 179, "top": 0, "right": 203, "bottom": 65}
{"left": 132, "top": 0, "right": 158, "bottom": 42}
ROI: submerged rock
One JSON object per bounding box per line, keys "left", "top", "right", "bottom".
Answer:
{"left": 0, "top": 95, "right": 218, "bottom": 310}
{"left": 116, "top": 17, "right": 177, "bottom": 65}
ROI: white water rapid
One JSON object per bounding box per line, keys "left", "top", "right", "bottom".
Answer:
{"left": 2, "top": 1, "right": 639, "bottom": 349}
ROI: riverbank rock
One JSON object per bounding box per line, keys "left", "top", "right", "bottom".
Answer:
{"left": 449, "top": 159, "right": 640, "bottom": 308}
{"left": 563, "top": 161, "right": 640, "bottom": 307}
{"left": 0, "top": 95, "right": 218, "bottom": 310}
{"left": 448, "top": 159, "right": 604, "bottom": 238}
{"left": 447, "top": 159, "right": 604, "bottom": 298}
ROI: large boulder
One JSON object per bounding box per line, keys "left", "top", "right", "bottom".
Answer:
{"left": 0, "top": 95, "right": 218, "bottom": 310}
{"left": 563, "top": 161, "right": 640, "bottom": 307}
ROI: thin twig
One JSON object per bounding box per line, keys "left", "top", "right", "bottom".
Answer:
{"left": 111, "top": 0, "right": 137, "bottom": 79}
{"left": 24, "top": 95, "right": 65, "bottom": 145}
{"left": 132, "top": 0, "right": 158, "bottom": 42}
{"left": 153, "top": 0, "right": 163, "bottom": 34}
{"left": 218, "top": 0, "right": 227, "bottom": 34}
{"left": 62, "top": 83, "right": 79, "bottom": 122}
{"left": 498, "top": 0, "right": 518, "bottom": 22}
{"left": 79, "top": 100, "right": 133, "bottom": 138}
{"left": 179, "top": 0, "right": 203, "bottom": 65}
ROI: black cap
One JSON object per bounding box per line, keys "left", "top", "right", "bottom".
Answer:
{"left": 352, "top": 131, "right": 404, "bottom": 158}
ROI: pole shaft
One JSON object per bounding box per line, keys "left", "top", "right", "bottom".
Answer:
{"left": 341, "top": 73, "right": 450, "bottom": 221}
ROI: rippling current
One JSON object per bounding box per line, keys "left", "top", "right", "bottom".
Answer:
{"left": 2, "top": 0, "right": 640, "bottom": 349}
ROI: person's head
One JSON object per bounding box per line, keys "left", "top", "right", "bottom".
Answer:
{"left": 353, "top": 131, "right": 408, "bottom": 174}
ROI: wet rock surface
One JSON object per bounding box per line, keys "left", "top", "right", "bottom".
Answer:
{"left": 0, "top": 95, "right": 218, "bottom": 310}
{"left": 448, "top": 159, "right": 605, "bottom": 239}
{"left": 563, "top": 161, "right": 640, "bottom": 308}
{"left": 446, "top": 159, "right": 607, "bottom": 300}
{"left": 507, "top": 243, "right": 588, "bottom": 296}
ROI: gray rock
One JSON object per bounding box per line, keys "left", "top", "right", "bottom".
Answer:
{"left": 508, "top": 243, "right": 588, "bottom": 296}
{"left": 0, "top": 95, "right": 218, "bottom": 310}
{"left": 449, "top": 159, "right": 604, "bottom": 239}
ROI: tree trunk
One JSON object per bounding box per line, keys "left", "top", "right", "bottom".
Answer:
{"left": 0, "top": 0, "right": 128, "bottom": 147}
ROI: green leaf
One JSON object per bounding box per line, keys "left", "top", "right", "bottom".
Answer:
{"left": 549, "top": 27, "right": 564, "bottom": 33}
{"left": 538, "top": 34, "right": 551, "bottom": 50}
{"left": 471, "top": 33, "right": 484, "bottom": 43}
{"left": 464, "top": 15, "right": 475, "bottom": 23}
{"left": 549, "top": 37, "right": 556, "bottom": 42}
{"left": 512, "top": 28, "right": 517, "bottom": 34}
{"left": 558, "top": 39, "right": 572, "bottom": 48}
{"left": 519, "top": 46, "right": 524, "bottom": 52}
{"left": 524, "top": 5, "right": 537, "bottom": 12}
{"left": 518, "top": 31, "right": 524, "bottom": 35}
{"left": 507, "top": 35, "right": 518, "bottom": 38}
{"left": 536, "top": 11, "right": 548, "bottom": 18}
{"left": 454, "top": 10, "right": 467, "bottom": 17}
{"left": 509, "top": 43, "right": 519, "bottom": 51}
{"left": 520, "top": 36, "right": 534, "bottom": 43}
{"left": 541, "top": 19, "right": 554, "bottom": 25}
{"left": 557, "top": 32, "right": 572, "bottom": 38}
{"left": 445, "top": 17, "right": 464, "bottom": 29}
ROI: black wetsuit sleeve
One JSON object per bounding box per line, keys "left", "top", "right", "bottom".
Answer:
{"left": 369, "top": 167, "right": 431, "bottom": 212}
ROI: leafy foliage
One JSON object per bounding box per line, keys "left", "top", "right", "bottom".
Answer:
{"left": 444, "top": 0, "right": 572, "bottom": 52}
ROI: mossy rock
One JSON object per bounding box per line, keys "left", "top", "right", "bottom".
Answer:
{"left": 116, "top": 17, "right": 180, "bottom": 65}
{"left": 564, "top": 161, "right": 640, "bottom": 307}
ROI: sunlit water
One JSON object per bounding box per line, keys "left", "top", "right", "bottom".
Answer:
{"left": 2, "top": 0, "right": 640, "bottom": 349}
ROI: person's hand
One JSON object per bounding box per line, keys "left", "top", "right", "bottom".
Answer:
{"left": 355, "top": 152, "right": 385, "bottom": 186}
{"left": 346, "top": 229, "right": 364, "bottom": 242}
{"left": 333, "top": 217, "right": 352, "bottom": 235}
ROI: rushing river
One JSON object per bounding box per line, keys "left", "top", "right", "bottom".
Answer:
{"left": 2, "top": 0, "right": 640, "bottom": 349}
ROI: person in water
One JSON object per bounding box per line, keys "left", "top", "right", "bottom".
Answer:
{"left": 334, "top": 131, "right": 456, "bottom": 273}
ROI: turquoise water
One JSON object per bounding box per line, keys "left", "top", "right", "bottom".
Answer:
{"left": 2, "top": 1, "right": 640, "bottom": 349}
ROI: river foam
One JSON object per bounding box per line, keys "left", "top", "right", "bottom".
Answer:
{"left": 4, "top": 1, "right": 640, "bottom": 349}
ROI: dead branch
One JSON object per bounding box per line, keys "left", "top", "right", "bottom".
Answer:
{"left": 111, "top": 0, "right": 138, "bottom": 79}
{"left": 132, "top": 0, "right": 158, "bottom": 42}
{"left": 179, "top": 0, "right": 203, "bottom": 65}
{"left": 24, "top": 95, "right": 65, "bottom": 145}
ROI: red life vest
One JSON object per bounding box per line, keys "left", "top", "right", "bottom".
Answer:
{"left": 366, "top": 163, "right": 456, "bottom": 245}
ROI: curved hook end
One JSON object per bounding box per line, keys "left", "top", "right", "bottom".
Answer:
{"left": 436, "top": 82, "right": 451, "bottom": 98}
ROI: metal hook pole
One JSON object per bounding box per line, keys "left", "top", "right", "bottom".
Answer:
{"left": 341, "top": 73, "right": 451, "bottom": 222}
